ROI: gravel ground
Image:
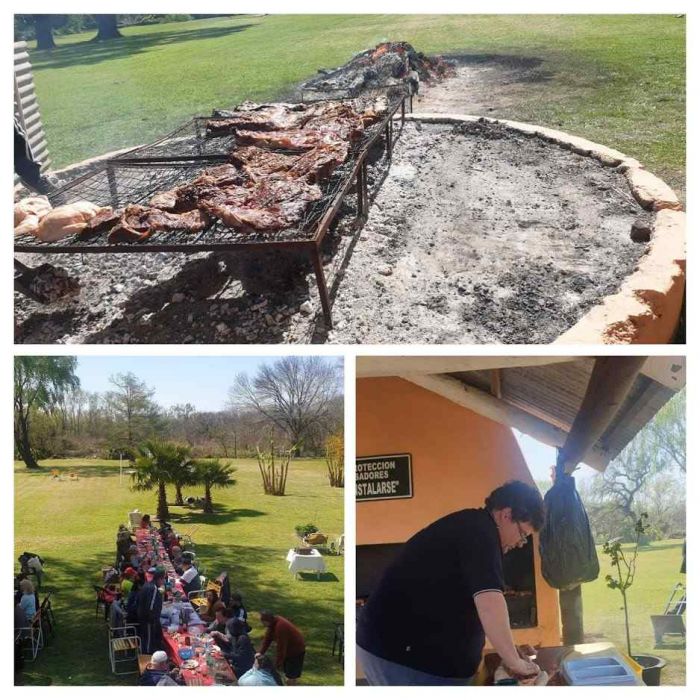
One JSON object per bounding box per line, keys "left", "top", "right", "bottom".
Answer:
{"left": 326, "top": 120, "right": 648, "bottom": 344}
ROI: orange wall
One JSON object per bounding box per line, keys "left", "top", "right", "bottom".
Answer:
{"left": 356, "top": 376, "right": 561, "bottom": 647}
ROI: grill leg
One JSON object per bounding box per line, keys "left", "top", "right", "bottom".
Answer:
{"left": 356, "top": 164, "right": 364, "bottom": 219}
{"left": 362, "top": 160, "right": 368, "bottom": 215}
{"left": 311, "top": 248, "right": 332, "bottom": 329}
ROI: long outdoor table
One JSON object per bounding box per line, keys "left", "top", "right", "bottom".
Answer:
{"left": 134, "top": 527, "right": 236, "bottom": 685}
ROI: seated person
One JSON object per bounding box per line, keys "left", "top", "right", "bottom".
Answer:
{"left": 206, "top": 602, "right": 228, "bottom": 633}
{"left": 140, "top": 514, "right": 152, "bottom": 530}
{"left": 170, "top": 545, "right": 184, "bottom": 572}
{"left": 180, "top": 561, "right": 200, "bottom": 597}
{"left": 139, "top": 650, "right": 184, "bottom": 686}
{"left": 237, "top": 654, "right": 284, "bottom": 686}
{"left": 127, "top": 545, "right": 141, "bottom": 570}
{"left": 229, "top": 592, "right": 249, "bottom": 626}
{"left": 213, "top": 618, "right": 255, "bottom": 678}
{"left": 18, "top": 579, "right": 37, "bottom": 620}
{"left": 198, "top": 590, "right": 220, "bottom": 622}
{"left": 120, "top": 567, "right": 138, "bottom": 597}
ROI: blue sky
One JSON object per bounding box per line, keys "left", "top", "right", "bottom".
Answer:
{"left": 75, "top": 356, "right": 341, "bottom": 412}
{"left": 513, "top": 430, "right": 598, "bottom": 483}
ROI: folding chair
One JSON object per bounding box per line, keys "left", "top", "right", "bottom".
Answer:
{"left": 16, "top": 610, "right": 43, "bottom": 661}
{"left": 189, "top": 576, "right": 220, "bottom": 608}
{"left": 651, "top": 583, "right": 686, "bottom": 646}
{"left": 39, "top": 593, "right": 56, "bottom": 645}
{"left": 108, "top": 601, "right": 140, "bottom": 674}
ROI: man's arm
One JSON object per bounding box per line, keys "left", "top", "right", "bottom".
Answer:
{"left": 473, "top": 591, "right": 539, "bottom": 676}
{"left": 258, "top": 626, "right": 273, "bottom": 655}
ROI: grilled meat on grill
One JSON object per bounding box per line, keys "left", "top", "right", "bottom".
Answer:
{"left": 80, "top": 208, "right": 120, "bottom": 237}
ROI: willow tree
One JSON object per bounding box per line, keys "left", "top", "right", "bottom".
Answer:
{"left": 14, "top": 356, "right": 79, "bottom": 469}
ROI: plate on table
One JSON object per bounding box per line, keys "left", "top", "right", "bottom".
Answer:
{"left": 181, "top": 660, "right": 199, "bottom": 670}
{"left": 178, "top": 647, "right": 194, "bottom": 661}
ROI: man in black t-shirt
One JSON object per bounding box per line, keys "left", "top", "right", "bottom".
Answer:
{"left": 357, "top": 480, "right": 545, "bottom": 685}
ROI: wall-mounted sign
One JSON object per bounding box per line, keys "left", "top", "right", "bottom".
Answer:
{"left": 356, "top": 453, "right": 413, "bottom": 501}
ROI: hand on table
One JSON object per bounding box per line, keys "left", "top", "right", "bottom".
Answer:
{"left": 507, "top": 657, "right": 541, "bottom": 679}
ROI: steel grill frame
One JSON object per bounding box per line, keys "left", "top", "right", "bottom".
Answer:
{"left": 14, "top": 88, "right": 409, "bottom": 327}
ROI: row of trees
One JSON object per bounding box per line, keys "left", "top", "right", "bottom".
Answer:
{"left": 14, "top": 356, "right": 344, "bottom": 467}
{"left": 577, "top": 390, "right": 686, "bottom": 543}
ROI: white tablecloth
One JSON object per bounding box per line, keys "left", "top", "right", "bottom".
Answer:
{"left": 286, "top": 548, "right": 326, "bottom": 576}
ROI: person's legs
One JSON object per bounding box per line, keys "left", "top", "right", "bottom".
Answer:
{"left": 357, "top": 646, "right": 474, "bottom": 686}
{"left": 283, "top": 651, "right": 305, "bottom": 685}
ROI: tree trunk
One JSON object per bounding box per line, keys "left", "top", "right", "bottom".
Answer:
{"left": 34, "top": 15, "right": 56, "bottom": 50}
{"left": 93, "top": 15, "right": 122, "bottom": 41}
{"left": 17, "top": 414, "right": 40, "bottom": 469}
{"left": 157, "top": 481, "right": 170, "bottom": 522}
{"left": 175, "top": 483, "right": 184, "bottom": 506}
{"left": 203, "top": 484, "right": 213, "bottom": 513}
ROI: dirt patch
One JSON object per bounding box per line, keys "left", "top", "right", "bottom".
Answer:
{"left": 414, "top": 55, "right": 554, "bottom": 115}
{"left": 325, "top": 120, "right": 649, "bottom": 344}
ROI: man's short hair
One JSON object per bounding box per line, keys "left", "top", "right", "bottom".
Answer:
{"left": 485, "top": 480, "right": 545, "bottom": 530}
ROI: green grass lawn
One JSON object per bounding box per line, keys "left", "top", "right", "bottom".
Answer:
{"left": 26, "top": 15, "right": 684, "bottom": 197}
{"left": 582, "top": 540, "right": 686, "bottom": 685}
{"left": 14, "top": 458, "right": 344, "bottom": 686}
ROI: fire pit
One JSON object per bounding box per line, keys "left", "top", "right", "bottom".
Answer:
{"left": 324, "top": 115, "right": 685, "bottom": 345}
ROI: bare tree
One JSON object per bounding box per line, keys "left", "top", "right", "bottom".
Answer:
{"left": 233, "top": 357, "right": 342, "bottom": 454}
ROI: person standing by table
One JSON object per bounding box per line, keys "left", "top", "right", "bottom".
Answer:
{"left": 137, "top": 569, "right": 164, "bottom": 654}
{"left": 357, "top": 481, "right": 545, "bottom": 685}
{"left": 257, "top": 611, "right": 306, "bottom": 685}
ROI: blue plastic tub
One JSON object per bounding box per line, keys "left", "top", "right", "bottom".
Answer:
{"left": 562, "top": 656, "right": 638, "bottom": 685}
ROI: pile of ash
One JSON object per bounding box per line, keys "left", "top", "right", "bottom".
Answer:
{"left": 301, "top": 41, "right": 455, "bottom": 97}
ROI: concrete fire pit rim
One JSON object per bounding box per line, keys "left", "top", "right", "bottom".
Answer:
{"left": 401, "top": 113, "right": 686, "bottom": 345}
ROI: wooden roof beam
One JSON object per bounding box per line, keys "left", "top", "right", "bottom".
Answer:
{"left": 358, "top": 355, "right": 579, "bottom": 378}
{"left": 400, "top": 372, "right": 610, "bottom": 470}
{"left": 557, "top": 356, "right": 647, "bottom": 474}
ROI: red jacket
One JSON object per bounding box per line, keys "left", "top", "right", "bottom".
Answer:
{"left": 259, "top": 615, "right": 305, "bottom": 666}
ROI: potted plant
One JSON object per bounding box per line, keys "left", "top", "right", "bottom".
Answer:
{"left": 602, "top": 513, "right": 667, "bottom": 685}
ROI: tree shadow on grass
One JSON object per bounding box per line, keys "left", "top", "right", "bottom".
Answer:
{"left": 654, "top": 641, "right": 686, "bottom": 651}
{"left": 30, "top": 23, "right": 257, "bottom": 71}
{"left": 170, "top": 507, "right": 266, "bottom": 526}
{"left": 16, "top": 464, "right": 121, "bottom": 479}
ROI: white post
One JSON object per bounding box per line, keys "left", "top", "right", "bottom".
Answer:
{"left": 119, "top": 452, "right": 123, "bottom": 485}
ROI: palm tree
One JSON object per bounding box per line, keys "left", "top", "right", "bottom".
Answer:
{"left": 194, "top": 459, "right": 237, "bottom": 514}
{"left": 171, "top": 457, "right": 197, "bottom": 506}
{"left": 132, "top": 441, "right": 191, "bottom": 522}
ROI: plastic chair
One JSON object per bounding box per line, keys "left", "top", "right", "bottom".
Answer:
{"left": 16, "top": 610, "right": 43, "bottom": 661}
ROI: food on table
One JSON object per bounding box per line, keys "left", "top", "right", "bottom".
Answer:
{"left": 494, "top": 664, "right": 548, "bottom": 686}
{"left": 34, "top": 201, "right": 110, "bottom": 242}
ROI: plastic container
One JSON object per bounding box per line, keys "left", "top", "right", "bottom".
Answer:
{"left": 562, "top": 656, "right": 638, "bottom": 685}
